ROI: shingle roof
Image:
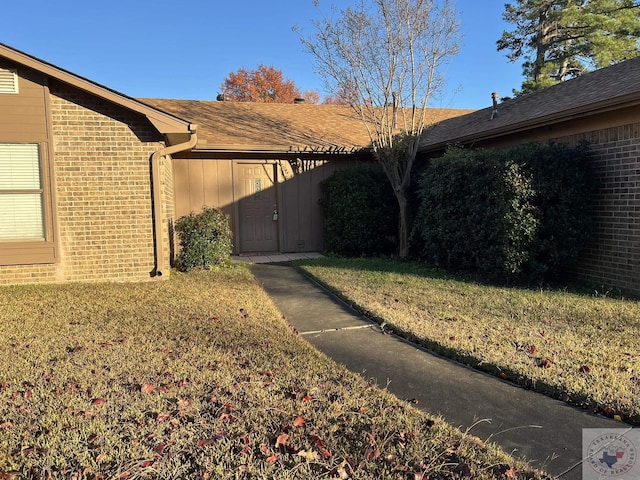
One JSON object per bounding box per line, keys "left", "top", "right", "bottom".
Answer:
{"left": 420, "top": 56, "right": 640, "bottom": 151}
{"left": 139, "top": 98, "right": 473, "bottom": 154}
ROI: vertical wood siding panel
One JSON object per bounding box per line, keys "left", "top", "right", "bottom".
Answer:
{"left": 188, "top": 159, "right": 205, "bottom": 215}
{"left": 173, "top": 159, "right": 191, "bottom": 218}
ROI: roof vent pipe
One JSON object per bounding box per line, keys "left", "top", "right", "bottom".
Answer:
{"left": 293, "top": 98, "right": 306, "bottom": 104}
{"left": 216, "top": 93, "right": 230, "bottom": 101}
{"left": 491, "top": 92, "right": 499, "bottom": 120}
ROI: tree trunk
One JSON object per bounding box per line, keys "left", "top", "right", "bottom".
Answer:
{"left": 396, "top": 189, "right": 409, "bottom": 259}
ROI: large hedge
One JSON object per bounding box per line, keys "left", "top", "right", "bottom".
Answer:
{"left": 174, "top": 207, "right": 233, "bottom": 271}
{"left": 320, "top": 164, "right": 398, "bottom": 256}
{"left": 414, "top": 142, "right": 594, "bottom": 283}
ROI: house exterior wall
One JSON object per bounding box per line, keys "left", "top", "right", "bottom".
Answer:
{"left": 559, "top": 123, "right": 640, "bottom": 295}
{"left": 0, "top": 79, "right": 166, "bottom": 284}
{"left": 172, "top": 156, "right": 357, "bottom": 255}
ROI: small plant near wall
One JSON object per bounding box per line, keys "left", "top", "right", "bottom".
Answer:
{"left": 174, "top": 207, "right": 233, "bottom": 271}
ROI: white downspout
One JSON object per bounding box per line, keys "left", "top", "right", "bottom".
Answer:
{"left": 151, "top": 124, "right": 198, "bottom": 277}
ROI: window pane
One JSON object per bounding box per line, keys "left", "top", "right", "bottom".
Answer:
{"left": 0, "top": 144, "right": 41, "bottom": 189}
{"left": 0, "top": 193, "right": 45, "bottom": 240}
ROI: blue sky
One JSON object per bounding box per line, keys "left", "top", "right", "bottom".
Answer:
{"left": 3, "top": 1, "right": 523, "bottom": 109}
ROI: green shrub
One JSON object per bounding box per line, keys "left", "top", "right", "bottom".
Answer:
{"left": 320, "top": 164, "right": 398, "bottom": 256}
{"left": 511, "top": 142, "right": 595, "bottom": 281}
{"left": 415, "top": 148, "right": 538, "bottom": 281}
{"left": 174, "top": 207, "right": 233, "bottom": 271}
{"left": 414, "top": 142, "right": 593, "bottom": 283}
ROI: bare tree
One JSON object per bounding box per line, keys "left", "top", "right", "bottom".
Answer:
{"left": 299, "top": 0, "right": 460, "bottom": 258}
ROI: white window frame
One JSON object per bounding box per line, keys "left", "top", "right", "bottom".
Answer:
{"left": 0, "top": 143, "right": 45, "bottom": 241}
{"left": 0, "top": 142, "right": 57, "bottom": 265}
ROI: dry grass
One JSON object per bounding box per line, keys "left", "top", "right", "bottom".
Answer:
{"left": 0, "top": 267, "right": 548, "bottom": 479}
{"left": 297, "top": 257, "right": 640, "bottom": 425}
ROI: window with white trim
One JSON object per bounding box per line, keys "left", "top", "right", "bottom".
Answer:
{"left": 0, "top": 144, "right": 45, "bottom": 240}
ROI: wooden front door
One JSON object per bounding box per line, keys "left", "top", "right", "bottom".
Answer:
{"left": 236, "top": 163, "right": 279, "bottom": 253}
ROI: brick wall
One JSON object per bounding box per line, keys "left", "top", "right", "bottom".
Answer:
{"left": 0, "top": 84, "right": 167, "bottom": 285}
{"left": 50, "top": 85, "right": 165, "bottom": 283}
{"left": 558, "top": 124, "right": 640, "bottom": 295}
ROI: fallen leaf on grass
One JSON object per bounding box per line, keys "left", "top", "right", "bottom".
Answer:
{"left": 297, "top": 449, "right": 319, "bottom": 461}
{"left": 578, "top": 365, "right": 590, "bottom": 374}
{"left": 275, "top": 433, "right": 289, "bottom": 449}
{"left": 293, "top": 415, "right": 305, "bottom": 427}
{"left": 498, "top": 464, "right": 518, "bottom": 479}
{"left": 309, "top": 434, "right": 331, "bottom": 458}
{"left": 157, "top": 412, "right": 171, "bottom": 422}
{"left": 365, "top": 446, "right": 381, "bottom": 460}
{"left": 20, "top": 446, "right": 35, "bottom": 457}
{"left": 336, "top": 461, "right": 352, "bottom": 479}
{"left": 141, "top": 383, "right": 154, "bottom": 394}
{"left": 266, "top": 454, "right": 278, "bottom": 464}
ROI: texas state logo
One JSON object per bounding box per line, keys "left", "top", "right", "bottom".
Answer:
{"left": 583, "top": 429, "right": 638, "bottom": 479}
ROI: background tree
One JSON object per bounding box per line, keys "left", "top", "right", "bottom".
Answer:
{"left": 299, "top": 0, "right": 460, "bottom": 258}
{"left": 220, "top": 65, "right": 319, "bottom": 103}
{"left": 498, "top": 0, "right": 640, "bottom": 95}
{"left": 322, "top": 81, "right": 359, "bottom": 105}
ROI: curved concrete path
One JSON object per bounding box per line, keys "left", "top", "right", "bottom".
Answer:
{"left": 249, "top": 262, "right": 623, "bottom": 480}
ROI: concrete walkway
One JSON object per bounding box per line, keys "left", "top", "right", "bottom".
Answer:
{"left": 233, "top": 252, "right": 324, "bottom": 264}
{"left": 249, "top": 261, "right": 622, "bottom": 480}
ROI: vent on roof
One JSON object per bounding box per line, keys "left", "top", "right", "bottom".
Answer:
{"left": 490, "top": 92, "right": 499, "bottom": 120}
{"left": 294, "top": 98, "right": 306, "bottom": 104}
{"left": 0, "top": 68, "right": 19, "bottom": 94}
{"left": 216, "top": 93, "right": 230, "bottom": 101}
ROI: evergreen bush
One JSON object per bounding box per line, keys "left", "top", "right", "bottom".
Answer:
{"left": 414, "top": 142, "right": 593, "bottom": 283}
{"left": 320, "top": 164, "right": 398, "bottom": 256}
{"left": 174, "top": 207, "right": 233, "bottom": 271}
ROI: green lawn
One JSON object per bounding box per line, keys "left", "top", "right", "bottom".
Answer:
{"left": 296, "top": 257, "right": 640, "bottom": 426}
{"left": 0, "top": 267, "right": 548, "bottom": 479}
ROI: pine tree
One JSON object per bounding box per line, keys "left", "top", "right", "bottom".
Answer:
{"left": 497, "top": 0, "right": 640, "bottom": 94}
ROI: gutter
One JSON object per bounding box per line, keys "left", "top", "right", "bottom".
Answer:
{"left": 150, "top": 124, "right": 198, "bottom": 277}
